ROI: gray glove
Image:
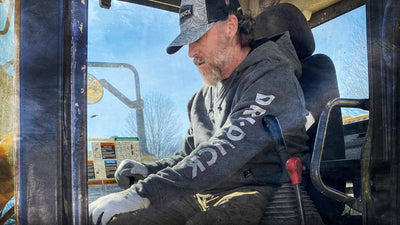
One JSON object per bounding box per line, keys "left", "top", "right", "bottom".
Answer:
{"left": 115, "top": 159, "right": 148, "bottom": 189}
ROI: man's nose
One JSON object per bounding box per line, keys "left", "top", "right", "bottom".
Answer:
{"left": 188, "top": 42, "right": 198, "bottom": 58}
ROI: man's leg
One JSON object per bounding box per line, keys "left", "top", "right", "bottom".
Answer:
{"left": 107, "top": 195, "right": 202, "bottom": 225}
{"left": 186, "top": 186, "right": 277, "bottom": 225}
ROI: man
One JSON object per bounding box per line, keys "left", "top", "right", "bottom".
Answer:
{"left": 89, "top": 0, "right": 309, "bottom": 224}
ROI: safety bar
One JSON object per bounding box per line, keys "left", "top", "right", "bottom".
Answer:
{"left": 310, "top": 98, "right": 369, "bottom": 212}
{"left": 87, "top": 62, "right": 149, "bottom": 155}
{"left": 87, "top": 62, "right": 142, "bottom": 103}
{"left": 98, "top": 79, "right": 143, "bottom": 109}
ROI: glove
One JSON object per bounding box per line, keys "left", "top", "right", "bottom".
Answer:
{"left": 89, "top": 189, "right": 150, "bottom": 225}
{"left": 115, "top": 159, "right": 149, "bottom": 189}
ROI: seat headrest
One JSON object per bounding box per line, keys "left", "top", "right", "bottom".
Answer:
{"left": 253, "top": 3, "right": 315, "bottom": 60}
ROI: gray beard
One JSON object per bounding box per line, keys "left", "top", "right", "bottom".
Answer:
{"left": 199, "top": 65, "right": 224, "bottom": 86}
{"left": 193, "top": 31, "right": 235, "bottom": 86}
{"left": 197, "top": 47, "right": 234, "bottom": 86}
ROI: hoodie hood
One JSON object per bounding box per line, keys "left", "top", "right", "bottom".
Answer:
{"left": 235, "top": 31, "right": 302, "bottom": 79}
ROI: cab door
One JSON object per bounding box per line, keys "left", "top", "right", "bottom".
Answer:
{"left": 14, "top": 0, "right": 88, "bottom": 224}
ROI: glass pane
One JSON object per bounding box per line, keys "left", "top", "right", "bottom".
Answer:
{"left": 87, "top": 0, "right": 202, "bottom": 201}
{"left": 312, "top": 6, "right": 368, "bottom": 117}
{"left": 0, "top": 0, "right": 15, "bottom": 223}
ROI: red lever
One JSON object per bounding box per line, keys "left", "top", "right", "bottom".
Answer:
{"left": 286, "top": 157, "right": 305, "bottom": 225}
{"left": 285, "top": 157, "right": 302, "bottom": 185}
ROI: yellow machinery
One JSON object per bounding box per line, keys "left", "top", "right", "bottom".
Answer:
{"left": 0, "top": 61, "right": 14, "bottom": 211}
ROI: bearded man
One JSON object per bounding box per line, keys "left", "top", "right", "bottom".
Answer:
{"left": 89, "top": 0, "right": 309, "bottom": 224}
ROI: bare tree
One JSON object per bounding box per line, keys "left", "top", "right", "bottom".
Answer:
{"left": 124, "top": 92, "right": 184, "bottom": 159}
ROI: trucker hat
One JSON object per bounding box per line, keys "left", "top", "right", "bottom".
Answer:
{"left": 166, "top": 0, "right": 242, "bottom": 54}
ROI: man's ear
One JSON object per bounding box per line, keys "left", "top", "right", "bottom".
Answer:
{"left": 226, "top": 14, "right": 239, "bottom": 41}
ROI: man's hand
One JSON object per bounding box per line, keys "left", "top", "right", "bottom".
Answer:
{"left": 115, "top": 159, "right": 148, "bottom": 189}
{"left": 89, "top": 189, "right": 150, "bottom": 225}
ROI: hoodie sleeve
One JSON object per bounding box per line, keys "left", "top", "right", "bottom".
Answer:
{"left": 133, "top": 56, "right": 308, "bottom": 205}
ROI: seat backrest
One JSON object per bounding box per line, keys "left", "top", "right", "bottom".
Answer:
{"left": 300, "top": 54, "right": 345, "bottom": 160}
{"left": 254, "top": 3, "right": 345, "bottom": 158}
{"left": 254, "top": 3, "right": 315, "bottom": 60}
{"left": 254, "top": 3, "right": 346, "bottom": 223}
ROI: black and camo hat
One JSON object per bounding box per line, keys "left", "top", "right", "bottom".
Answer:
{"left": 166, "top": 0, "right": 241, "bottom": 54}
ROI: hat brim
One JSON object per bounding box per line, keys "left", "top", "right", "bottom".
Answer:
{"left": 166, "top": 23, "right": 214, "bottom": 54}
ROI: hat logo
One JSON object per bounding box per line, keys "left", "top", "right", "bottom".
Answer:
{"left": 179, "top": 5, "right": 193, "bottom": 25}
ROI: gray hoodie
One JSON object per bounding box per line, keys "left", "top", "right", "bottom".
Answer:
{"left": 134, "top": 32, "right": 309, "bottom": 205}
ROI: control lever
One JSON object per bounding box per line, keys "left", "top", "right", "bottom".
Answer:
{"left": 286, "top": 157, "right": 305, "bottom": 225}
{"left": 262, "top": 115, "right": 290, "bottom": 181}
{"left": 263, "top": 115, "right": 306, "bottom": 225}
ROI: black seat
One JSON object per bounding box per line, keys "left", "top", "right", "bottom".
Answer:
{"left": 254, "top": 3, "right": 346, "bottom": 224}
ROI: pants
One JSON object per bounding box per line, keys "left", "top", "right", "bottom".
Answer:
{"left": 108, "top": 185, "right": 277, "bottom": 225}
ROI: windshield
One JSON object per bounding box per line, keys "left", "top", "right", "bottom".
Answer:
{"left": 86, "top": 0, "right": 368, "bottom": 203}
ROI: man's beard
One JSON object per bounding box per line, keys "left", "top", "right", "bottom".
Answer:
{"left": 194, "top": 57, "right": 224, "bottom": 86}
{"left": 194, "top": 38, "right": 234, "bottom": 86}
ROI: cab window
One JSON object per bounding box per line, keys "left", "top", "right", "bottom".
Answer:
{"left": 312, "top": 6, "right": 368, "bottom": 117}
